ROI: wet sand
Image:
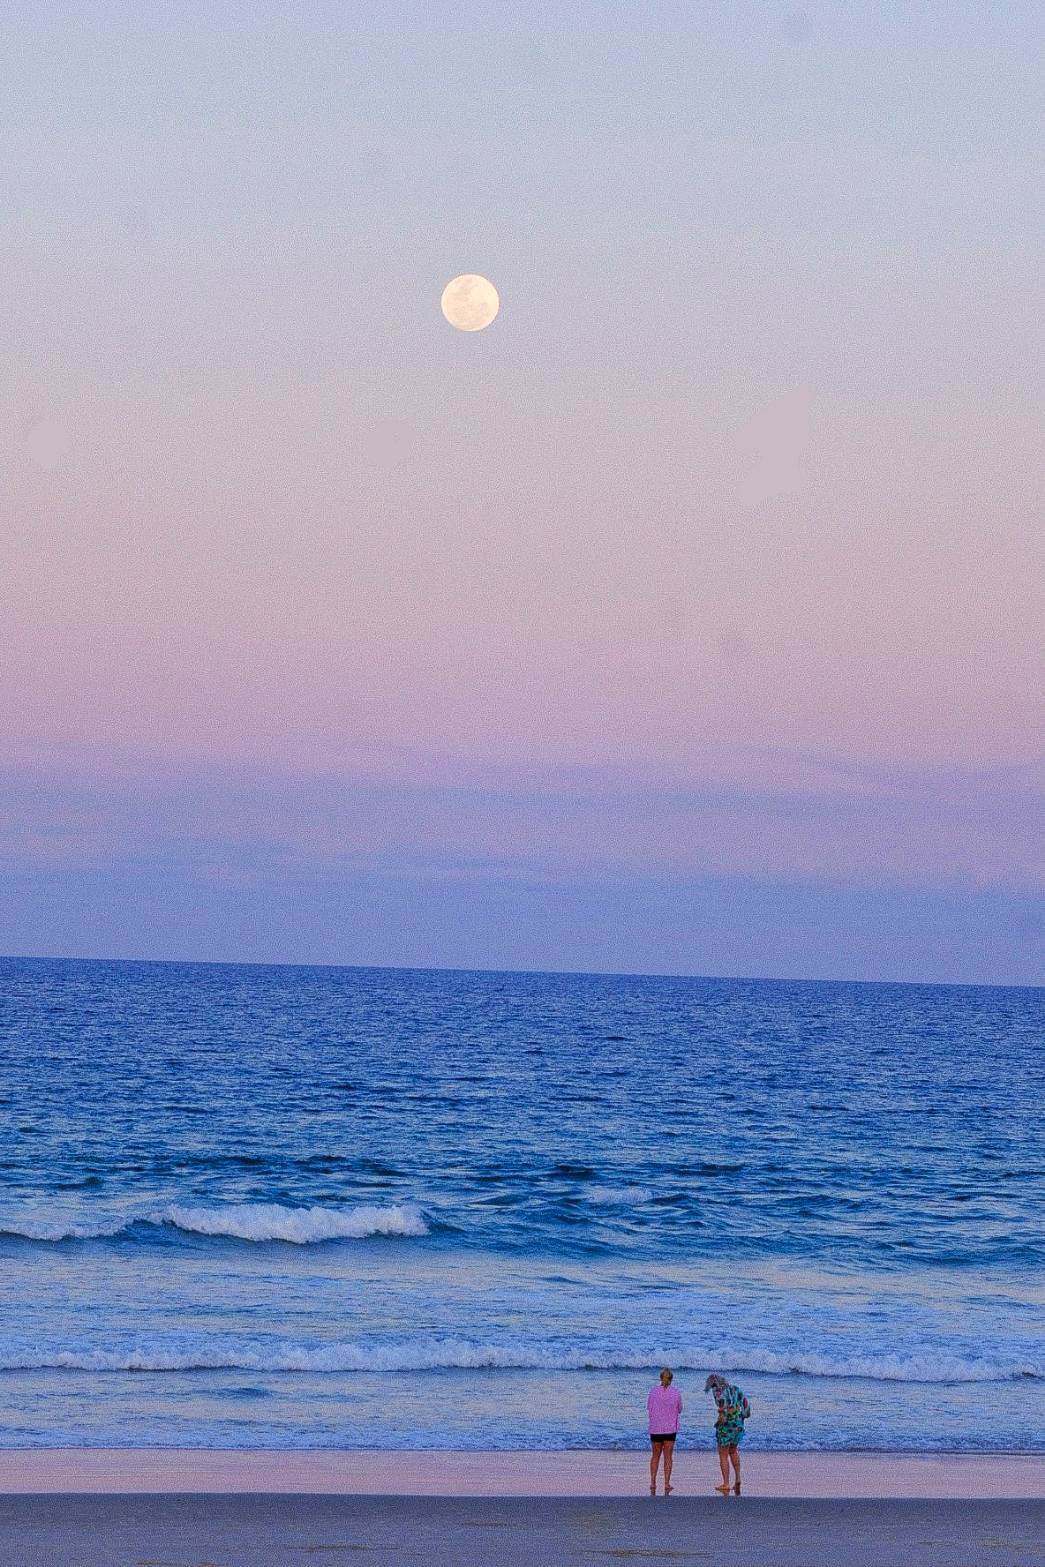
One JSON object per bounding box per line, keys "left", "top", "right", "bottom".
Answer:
{"left": 0, "top": 1447, "right": 1041, "bottom": 1497}
{"left": 0, "top": 1493, "right": 1042, "bottom": 1567}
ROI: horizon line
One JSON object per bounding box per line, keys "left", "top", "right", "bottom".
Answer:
{"left": 2, "top": 951, "right": 1040, "bottom": 993}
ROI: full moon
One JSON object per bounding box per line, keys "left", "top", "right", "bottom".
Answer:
{"left": 441, "top": 274, "right": 500, "bottom": 331}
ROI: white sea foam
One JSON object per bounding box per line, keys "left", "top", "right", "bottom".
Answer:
{"left": 160, "top": 1202, "right": 429, "bottom": 1243}
{"left": 0, "top": 1217, "right": 129, "bottom": 1242}
{"left": 0, "top": 1202, "right": 428, "bottom": 1245}
{"left": 0, "top": 1339, "right": 1036, "bottom": 1382}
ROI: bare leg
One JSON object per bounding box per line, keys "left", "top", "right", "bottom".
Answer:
{"left": 663, "top": 1441, "right": 674, "bottom": 1494}
{"left": 715, "top": 1446, "right": 730, "bottom": 1493}
{"left": 650, "top": 1441, "right": 663, "bottom": 1495}
{"left": 730, "top": 1445, "right": 741, "bottom": 1493}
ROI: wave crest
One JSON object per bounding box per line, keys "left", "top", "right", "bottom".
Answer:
{"left": 162, "top": 1202, "right": 428, "bottom": 1243}
{"left": 0, "top": 1339, "right": 1036, "bottom": 1382}
{"left": 584, "top": 1185, "right": 654, "bottom": 1206}
{"left": 0, "top": 1201, "right": 428, "bottom": 1246}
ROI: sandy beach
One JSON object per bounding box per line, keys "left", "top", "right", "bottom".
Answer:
{"left": 0, "top": 1492, "right": 1042, "bottom": 1567}
{"left": 3, "top": 1450, "right": 1042, "bottom": 1566}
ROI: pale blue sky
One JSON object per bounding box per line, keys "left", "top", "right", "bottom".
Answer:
{"left": 1, "top": 1, "right": 1042, "bottom": 979}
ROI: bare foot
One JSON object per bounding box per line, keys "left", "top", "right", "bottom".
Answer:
{"left": 715, "top": 1482, "right": 731, "bottom": 1494}
{"left": 649, "top": 1484, "right": 656, "bottom": 1496}
{"left": 665, "top": 1484, "right": 673, "bottom": 1495}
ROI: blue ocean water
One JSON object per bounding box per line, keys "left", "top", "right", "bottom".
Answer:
{"left": 0, "top": 957, "right": 1041, "bottom": 1452}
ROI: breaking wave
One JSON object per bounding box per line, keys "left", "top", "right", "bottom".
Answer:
{"left": 0, "top": 1202, "right": 429, "bottom": 1245}
{"left": 0, "top": 1339, "right": 1037, "bottom": 1382}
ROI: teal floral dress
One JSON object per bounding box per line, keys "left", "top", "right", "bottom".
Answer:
{"left": 714, "top": 1384, "right": 750, "bottom": 1447}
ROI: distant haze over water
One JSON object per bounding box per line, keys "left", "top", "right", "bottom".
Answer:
{"left": 0, "top": 958, "right": 1041, "bottom": 1451}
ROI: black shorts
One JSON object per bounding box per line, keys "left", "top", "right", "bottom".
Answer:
{"left": 650, "top": 1432, "right": 676, "bottom": 1444}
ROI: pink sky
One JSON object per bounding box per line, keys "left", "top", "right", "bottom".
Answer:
{"left": 1, "top": 3, "right": 1042, "bottom": 978}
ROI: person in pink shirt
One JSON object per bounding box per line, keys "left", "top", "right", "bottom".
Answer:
{"left": 647, "top": 1367, "right": 683, "bottom": 1495}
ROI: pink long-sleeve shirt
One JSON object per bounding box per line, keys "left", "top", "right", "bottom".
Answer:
{"left": 647, "top": 1383, "right": 683, "bottom": 1434}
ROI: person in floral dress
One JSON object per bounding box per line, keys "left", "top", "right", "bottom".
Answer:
{"left": 704, "top": 1373, "right": 751, "bottom": 1494}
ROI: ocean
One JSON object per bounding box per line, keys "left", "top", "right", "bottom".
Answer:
{"left": 0, "top": 957, "right": 1041, "bottom": 1452}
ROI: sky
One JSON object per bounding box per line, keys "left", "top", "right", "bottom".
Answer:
{"left": 1, "top": 1, "right": 1042, "bottom": 982}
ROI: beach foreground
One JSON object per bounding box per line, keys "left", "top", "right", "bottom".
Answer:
{"left": 0, "top": 1494, "right": 1042, "bottom": 1567}
{"left": 0, "top": 1448, "right": 1041, "bottom": 1497}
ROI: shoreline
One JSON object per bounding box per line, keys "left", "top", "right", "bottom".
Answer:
{"left": 0, "top": 1447, "right": 1041, "bottom": 1497}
